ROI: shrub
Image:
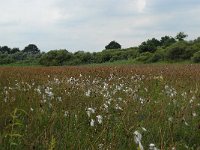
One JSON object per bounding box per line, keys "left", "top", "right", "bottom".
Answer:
{"left": 166, "top": 41, "right": 191, "bottom": 60}
{"left": 192, "top": 51, "right": 200, "bottom": 63}
{"left": 135, "top": 52, "right": 153, "bottom": 63}
{"left": 39, "top": 50, "right": 72, "bottom": 66}
{"left": 146, "top": 53, "right": 163, "bottom": 63}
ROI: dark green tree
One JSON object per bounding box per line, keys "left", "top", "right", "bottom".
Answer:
{"left": 23, "top": 44, "right": 40, "bottom": 54}
{"left": 0, "top": 46, "right": 11, "bottom": 54}
{"left": 105, "top": 41, "right": 121, "bottom": 49}
{"left": 39, "top": 50, "right": 72, "bottom": 66}
{"left": 160, "top": 36, "right": 176, "bottom": 47}
{"left": 176, "top": 32, "right": 188, "bottom": 41}
{"left": 10, "top": 48, "right": 20, "bottom": 54}
{"left": 139, "top": 38, "right": 161, "bottom": 53}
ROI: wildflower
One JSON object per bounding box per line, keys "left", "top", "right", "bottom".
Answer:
{"left": 103, "top": 103, "right": 108, "bottom": 109}
{"left": 86, "top": 108, "right": 95, "bottom": 117}
{"left": 192, "top": 112, "right": 197, "bottom": 117}
{"left": 64, "top": 111, "right": 69, "bottom": 117}
{"left": 134, "top": 130, "right": 144, "bottom": 150}
{"left": 141, "top": 127, "right": 147, "bottom": 132}
{"left": 149, "top": 143, "right": 159, "bottom": 150}
{"left": 182, "top": 117, "right": 189, "bottom": 126}
{"left": 115, "top": 104, "right": 123, "bottom": 110}
{"left": 96, "top": 115, "right": 103, "bottom": 124}
{"left": 98, "top": 143, "right": 103, "bottom": 149}
{"left": 30, "top": 108, "right": 34, "bottom": 112}
{"left": 85, "top": 90, "right": 91, "bottom": 97}
{"left": 168, "top": 117, "right": 173, "bottom": 122}
{"left": 57, "top": 97, "right": 62, "bottom": 102}
{"left": 90, "top": 119, "right": 95, "bottom": 127}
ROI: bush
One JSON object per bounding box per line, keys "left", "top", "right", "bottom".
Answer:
{"left": 135, "top": 52, "right": 153, "bottom": 63}
{"left": 192, "top": 51, "right": 200, "bottom": 63}
{"left": 147, "top": 53, "right": 163, "bottom": 63}
{"left": 0, "top": 53, "right": 15, "bottom": 64}
{"left": 39, "top": 50, "right": 72, "bottom": 66}
{"left": 166, "top": 41, "right": 195, "bottom": 60}
{"left": 138, "top": 38, "right": 161, "bottom": 53}
{"left": 147, "top": 48, "right": 165, "bottom": 63}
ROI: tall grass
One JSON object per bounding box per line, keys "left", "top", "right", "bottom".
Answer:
{"left": 0, "top": 65, "right": 200, "bottom": 149}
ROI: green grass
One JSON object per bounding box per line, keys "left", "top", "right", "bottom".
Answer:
{"left": 0, "top": 62, "right": 41, "bottom": 67}
{"left": 0, "top": 58, "right": 196, "bottom": 67}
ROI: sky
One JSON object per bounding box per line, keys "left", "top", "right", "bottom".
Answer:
{"left": 0, "top": 0, "right": 200, "bottom": 52}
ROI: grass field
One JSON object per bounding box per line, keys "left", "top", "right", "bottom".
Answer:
{"left": 0, "top": 65, "right": 200, "bottom": 149}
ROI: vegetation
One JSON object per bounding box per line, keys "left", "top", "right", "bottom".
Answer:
{"left": 0, "top": 65, "right": 200, "bottom": 149}
{"left": 1, "top": 32, "right": 200, "bottom": 66}
{"left": 105, "top": 41, "right": 121, "bottom": 50}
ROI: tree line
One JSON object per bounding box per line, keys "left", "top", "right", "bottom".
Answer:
{"left": 1, "top": 32, "right": 200, "bottom": 66}
{"left": 0, "top": 44, "right": 41, "bottom": 65}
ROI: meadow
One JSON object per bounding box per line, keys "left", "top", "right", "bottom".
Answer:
{"left": 0, "top": 65, "right": 200, "bottom": 149}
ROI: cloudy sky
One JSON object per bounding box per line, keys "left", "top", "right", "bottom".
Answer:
{"left": 0, "top": 0, "right": 200, "bottom": 52}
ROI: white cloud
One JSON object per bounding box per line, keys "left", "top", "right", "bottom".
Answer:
{"left": 137, "top": 0, "right": 147, "bottom": 13}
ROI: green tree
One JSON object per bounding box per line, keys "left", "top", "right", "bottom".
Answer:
{"left": 139, "top": 38, "right": 161, "bottom": 53}
{"left": 0, "top": 46, "right": 11, "bottom": 54}
{"left": 176, "top": 32, "right": 188, "bottom": 41}
{"left": 10, "top": 48, "right": 20, "bottom": 54}
{"left": 105, "top": 41, "right": 121, "bottom": 49}
{"left": 160, "top": 36, "right": 176, "bottom": 47}
{"left": 39, "top": 50, "right": 72, "bottom": 66}
{"left": 23, "top": 44, "right": 40, "bottom": 54}
{"left": 74, "top": 51, "right": 93, "bottom": 64}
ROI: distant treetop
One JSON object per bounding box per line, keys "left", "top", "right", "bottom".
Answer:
{"left": 105, "top": 41, "right": 121, "bottom": 50}
{"left": 23, "top": 44, "right": 40, "bottom": 54}
{"left": 176, "top": 32, "right": 188, "bottom": 41}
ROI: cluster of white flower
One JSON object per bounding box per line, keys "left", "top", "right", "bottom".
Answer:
{"left": 86, "top": 107, "right": 103, "bottom": 127}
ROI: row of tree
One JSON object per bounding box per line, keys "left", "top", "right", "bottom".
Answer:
{"left": 0, "top": 44, "right": 40, "bottom": 54}
{"left": 0, "top": 44, "right": 41, "bottom": 65}
{"left": 1, "top": 32, "right": 200, "bottom": 65}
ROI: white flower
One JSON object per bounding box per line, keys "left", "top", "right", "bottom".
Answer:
{"left": 57, "top": 97, "right": 62, "bottom": 102}
{"left": 98, "top": 143, "right": 103, "bottom": 149}
{"left": 30, "top": 108, "right": 34, "bottom": 112}
{"left": 96, "top": 115, "right": 103, "bottom": 124}
{"left": 134, "top": 130, "right": 144, "bottom": 150}
{"left": 149, "top": 143, "right": 155, "bottom": 150}
{"left": 86, "top": 108, "right": 95, "bottom": 117}
{"left": 182, "top": 117, "right": 189, "bottom": 126}
{"left": 168, "top": 117, "right": 173, "bottom": 122}
{"left": 115, "top": 104, "right": 123, "bottom": 110}
{"left": 141, "top": 127, "right": 147, "bottom": 132}
{"left": 64, "top": 111, "right": 69, "bottom": 117}
{"left": 134, "top": 130, "right": 142, "bottom": 144}
{"left": 86, "top": 90, "right": 91, "bottom": 97}
{"left": 192, "top": 112, "right": 197, "bottom": 117}
{"left": 149, "top": 143, "right": 159, "bottom": 150}
{"left": 90, "top": 119, "right": 95, "bottom": 127}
